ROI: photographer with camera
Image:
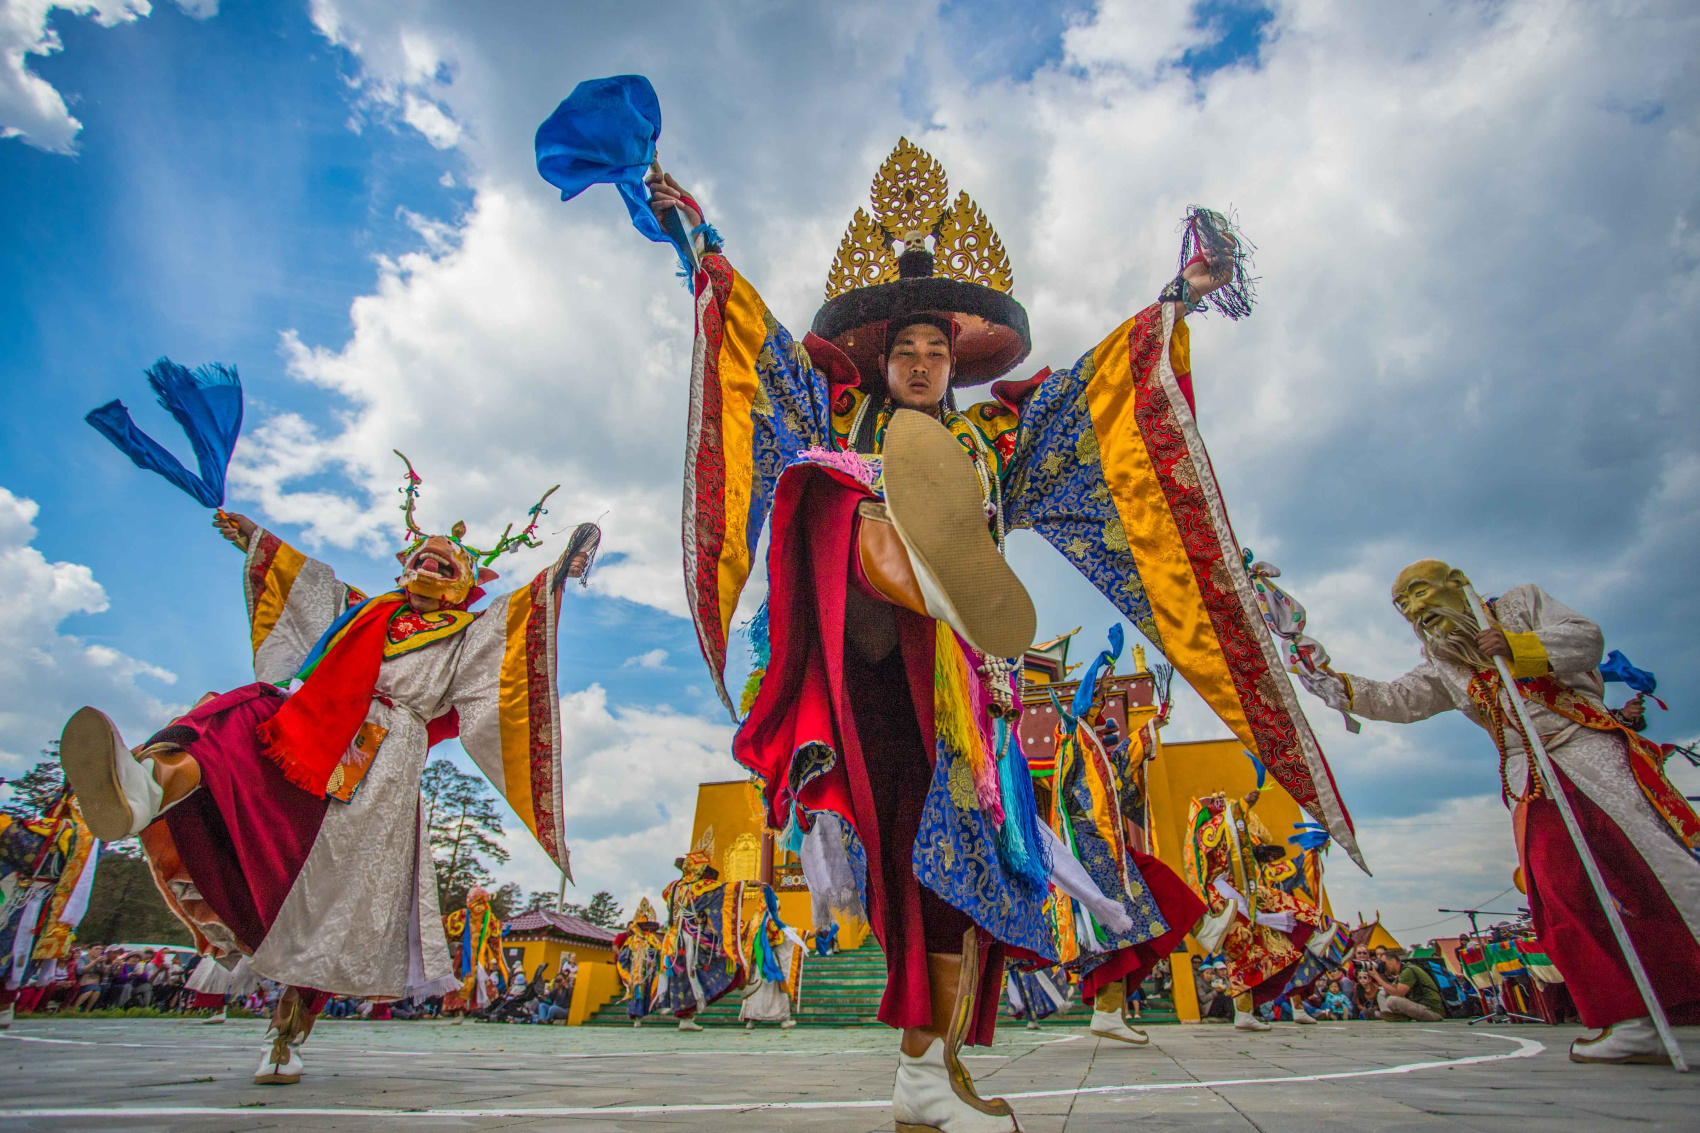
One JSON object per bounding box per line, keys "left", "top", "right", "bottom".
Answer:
{"left": 1366, "top": 949, "right": 1445, "bottom": 1022}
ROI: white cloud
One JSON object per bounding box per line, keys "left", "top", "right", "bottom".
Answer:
{"left": 1, "top": 1, "right": 149, "bottom": 154}
{"left": 0, "top": 485, "right": 183, "bottom": 783}
{"left": 482, "top": 684, "right": 738, "bottom": 913}
{"left": 622, "top": 648, "right": 669, "bottom": 671}
{"left": 0, "top": 1, "right": 217, "bottom": 154}
{"left": 401, "top": 92, "right": 459, "bottom": 149}
{"left": 1323, "top": 793, "right": 1522, "bottom": 945}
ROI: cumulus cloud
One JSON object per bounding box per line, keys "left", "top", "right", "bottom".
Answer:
{"left": 485, "top": 684, "right": 738, "bottom": 912}
{"left": 622, "top": 648, "right": 669, "bottom": 671}
{"left": 0, "top": 485, "right": 183, "bottom": 783}
{"left": 1, "top": 1, "right": 216, "bottom": 154}
{"left": 217, "top": 0, "right": 1697, "bottom": 915}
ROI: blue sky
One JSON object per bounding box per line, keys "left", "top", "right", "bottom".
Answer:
{"left": 3, "top": 0, "right": 1696, "bottom": 938}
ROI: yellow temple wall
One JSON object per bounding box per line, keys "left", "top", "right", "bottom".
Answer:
{"left": 1143, "top": 735, "right": 1334, "bottom": 1020}
{"left": 688, "top": 779, "right": 870, "bottom": 950}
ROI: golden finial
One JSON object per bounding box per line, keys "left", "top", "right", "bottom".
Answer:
{"left": 824, "top": 138, "right": 1014, "bottom": 300}
{"left": 869, "top": 138, "right": 951, "bottom": 243}
{"left": 934, "top": 192, "right": 1012, "bottom": 293}
{"left": 825, "top": 207, "right": 899, "bottom": 296}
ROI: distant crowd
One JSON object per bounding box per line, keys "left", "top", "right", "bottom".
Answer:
{"left": 1192, "top": 944, "right": 1454, "bottom": 1023}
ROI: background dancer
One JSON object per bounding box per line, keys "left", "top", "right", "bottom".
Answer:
{"left": 1032, "top": 627, "right": 1205, "bottom": 1046}
{"left": 1301, "top": 560, "right": 1700, "bottom": 1064}
{"left": 63, "top": 368, "right": 597, "bottom": 1084}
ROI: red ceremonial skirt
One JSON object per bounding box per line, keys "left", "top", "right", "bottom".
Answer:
{"left": 735, "top": 465, "right": 1013, "bottom": 1043}
{"left": 1522, "top": 766, "right": 1700, "bottom": 1030}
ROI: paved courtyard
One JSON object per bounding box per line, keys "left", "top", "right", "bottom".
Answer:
{"left": 2, "top": 1017, "right": 1696, "bottom": 1131}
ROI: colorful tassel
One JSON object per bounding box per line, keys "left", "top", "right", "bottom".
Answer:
{"left": 1178, "top": 206, "right": 1258, "bottom": 320}
{"left": 994, "top": 716, "right": 1052, "bottom": 893}
{"left": 933, "top": 624, "right": 1002, "bottom": 822}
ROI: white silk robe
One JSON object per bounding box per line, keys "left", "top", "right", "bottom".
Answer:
{"left": 236, "top": 527, "right": 575, "bottom": 997}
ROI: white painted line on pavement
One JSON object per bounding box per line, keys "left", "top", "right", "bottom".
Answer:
{"left": 0, "top": 1032, "right": 1545, "bottom": 1120}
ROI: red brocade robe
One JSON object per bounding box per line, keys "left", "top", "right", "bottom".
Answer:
{"left": 681, "top": 252, "right": 1360, "bottom": 1040}
{"left": 140, "top": 528, "right": 577, "bottom": 999}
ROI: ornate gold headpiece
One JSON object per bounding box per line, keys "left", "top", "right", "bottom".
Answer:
{"left": 825, "top": 138, "right": 1013, "bottom": 300}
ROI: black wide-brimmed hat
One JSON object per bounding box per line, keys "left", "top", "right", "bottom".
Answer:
{"left": 810, "top": 139, "right": 1030, "bottom": 391}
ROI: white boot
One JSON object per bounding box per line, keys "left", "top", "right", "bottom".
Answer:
{"left": 631, "top": 1018, "right": 641, "bottom": 1028}
{"left": 1292, "top": 1005, "right": 1318, "bottom": 1025}
{"left": 0, "top": 1004, "right": 13, "bottom": 1029}
{"left": 1025, "top": 1019, "right": 1040, "bottom": 1031}
{"left": 254, "top": 1033, "right": 305, "bottom": 1085}
{"left": 202, "top": 1005, "right": 228, "bottom": 1025}
{"left": 678, "top": 1017, "right": 703, "bottom": 1032}
{"left": 59, "top": 707, "right": 165, "bottom": 841}
{"left": 1089, "top": 1009, "right": 1149, "bottom": 1045}
{"left": 780, "top": 1018, "right": 797, "bottom": 1030}
{"left": 892, "top": 1040, "right": 1019, "bottom": 1133}
{"left": 1569, "top": 1017, "right": 1672, "bottom": 1065}
{"left": 1234, "top": 1009, "right": 1271, "bottom": 1032}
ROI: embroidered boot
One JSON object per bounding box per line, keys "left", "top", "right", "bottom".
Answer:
{"left": 893, "top": 1040, "right": 1019, "bottom": 1133}
{"left": 254, "top": 997, "right": 309, "bottom": 1085}
{"left": 1569, "top": 1017, "right": 1672, "bottom": 1065}
{"left": 677, "top": 1016, "right": 703, "bottom": 1032}
{"left": 1233, "top": 992, "right": 1270, "bottom": 1031}
{"left": 1089, "top": 983, "right": 1149, "bottom": 1045}
{"left": 59, "top": 707, "right": 201, "bottom": 842}
{"left": 877, "top": 409, "right": 1036, "bottom": 660}
{"left": 202, "top": 1004, "right": 228, "bottom": 1025}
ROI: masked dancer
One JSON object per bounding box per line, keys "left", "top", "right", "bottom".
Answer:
{"left": 1301, "top": 560, "right": 1700, "bottom": 1063}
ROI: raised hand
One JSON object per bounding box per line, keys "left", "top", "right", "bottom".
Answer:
{"left": 645, "top": 169, "right": 702, "bottom": 231}
{"left": 214, "top": 509, "right": 256, "bottom": 551}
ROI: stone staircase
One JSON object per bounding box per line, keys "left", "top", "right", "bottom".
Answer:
{"left": 583, "top": 939, "right": 1177, "bottom": 1028}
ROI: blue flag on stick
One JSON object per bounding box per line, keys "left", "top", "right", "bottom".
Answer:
{"left": 85, "top": 359, "right": 243, "bottom": 508}
{"left": 535, "top": 75, "right": 690, "bottom": 275}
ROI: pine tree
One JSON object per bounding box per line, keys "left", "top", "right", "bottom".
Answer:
{"left": 582, "top": 891, "right": 624, "bottom": 928}
{"left": 420, "top": 757, "right": 509, "bottom": 913}
{"left": 1, "top": 747, "right": 66, "bottom": 818}
{"left": 520, "top": 889, "right": 558, "bottom": 915}
{"left": 489, "top": 882, "right": 524, "bottom": 920}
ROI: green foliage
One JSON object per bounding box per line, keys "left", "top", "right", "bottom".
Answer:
{"left": 420, "top": 757, "right": 509, "bottom": 913}
{"left": 77, "top": 843, "right": 192, "bottom": 947}
{"left": 559, "top": 890, "right": 623, "bottom": 928}
{"left": 520, "top": 888, "right": 559, "bottom": 915}
{"left": 1, "top": 750, "right": 66, "bottom": 819}
{"left": 488, "top": 882, "right": 524, "bottom": 920}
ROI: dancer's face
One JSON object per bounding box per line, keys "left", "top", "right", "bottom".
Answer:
{"left": 885, "top": 323, "right": 952, "bottom": 411}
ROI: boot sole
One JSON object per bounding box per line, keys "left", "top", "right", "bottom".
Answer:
{"left": 254, "top": 1071, "right": 302, "bottom": 1084}
{"left": 1091, "top": 1028, "right": 1150, "bottom": 1045}
{"left": 881, "top": 410, "right": 1036, "bottom": 659}
{"left": 1569, "top": 1049, "right": 1672, "bottom": 1065}
{"left": 59, "top": 706, "right": 135, "bottom": 842}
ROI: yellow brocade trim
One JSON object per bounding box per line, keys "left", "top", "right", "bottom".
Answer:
{"left": 714, "top": 272, "right": 771, "bottom": 643}
{"left": 497, "top": 586, "right": 537, "bottom": 840}
{"left": 1169, "top": 314, "right": 1190, "bottom": 378}
{"left": 1084, "top": 312, "right": 1253, "bottom": 750}
{"left": 1503, "top": 631, "right": 1551, "bottom": 680}
{"left": 250, "top": 542, "right": 306, "bottom": 657}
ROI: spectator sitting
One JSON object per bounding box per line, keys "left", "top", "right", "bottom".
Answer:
{"left": 534, "top": 975, "right": 574, "bottom": 1025}
{"left": 71, "top": 952, "right": 104, "bottom": 1012}
{"left": 1319, "top": 981, "right": 1351, "bottom": 1020}
{"left": 1369, "top": 950, "right": 1446, "bottom": 1022}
